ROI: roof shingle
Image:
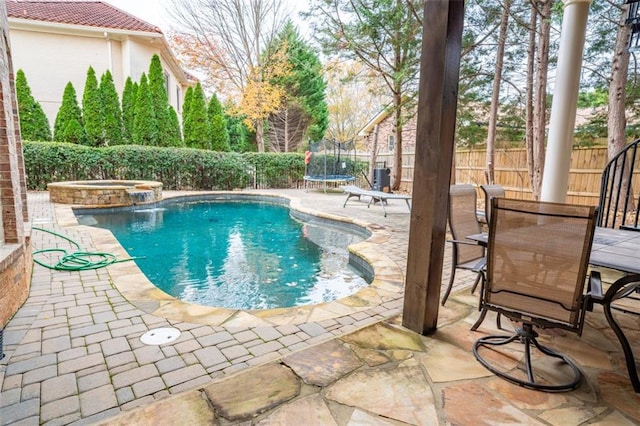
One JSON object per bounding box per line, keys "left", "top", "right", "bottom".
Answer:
{"left": 7, "top": 1, "right": 162, "bottom": 34}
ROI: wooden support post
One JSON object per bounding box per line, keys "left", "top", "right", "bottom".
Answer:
{"left": 402, "top": 0, "right": 465, "bottom": 334}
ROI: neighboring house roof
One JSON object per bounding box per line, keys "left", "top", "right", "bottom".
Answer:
{"left": 357, "top": 96, "right": 413, "bottom": 138}
{"left": 7, "top": 0, "right": 191, "bottom": 87}
{"left": 357, "top": 106, "right": 394, "bottom": 138}
{"left": 6, "top": 1, "right": 162, "bottom": 34}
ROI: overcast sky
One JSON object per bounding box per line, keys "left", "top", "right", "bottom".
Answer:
{"left": 102, "top": 0, "right": 310, "bottom": 35}
{"left": 103, "top": 0, "right": 172, "bottom": 30}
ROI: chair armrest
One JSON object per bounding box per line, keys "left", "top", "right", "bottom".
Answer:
{"left": 447, "top": 239, "right": 483, "bottom": 247}
{"left": 585, "top": 270, "right": 603, "bottom": 311}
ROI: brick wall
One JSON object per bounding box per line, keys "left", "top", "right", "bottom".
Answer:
{"left": 0, "top": 3, "right": 31, "bottom": 330}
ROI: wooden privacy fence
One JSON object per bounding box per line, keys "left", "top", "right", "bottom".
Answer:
{"left": 359, "top": 146, "right": 615, "bottom": 207}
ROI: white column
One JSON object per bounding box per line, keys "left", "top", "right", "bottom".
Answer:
{"left": 540, "top": 0, "right": 592, "bottom": 202}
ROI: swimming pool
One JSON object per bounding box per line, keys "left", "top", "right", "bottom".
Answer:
{"left": 75, "top": 196, "right": 371, "bottom": 310}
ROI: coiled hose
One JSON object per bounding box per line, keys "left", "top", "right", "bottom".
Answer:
{"left": 32, "top": 227, "right": 140, "bottom": 271}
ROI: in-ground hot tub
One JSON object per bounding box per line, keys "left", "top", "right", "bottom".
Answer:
{"left": 47, "top": 180, "right": 163, "bottom": 206}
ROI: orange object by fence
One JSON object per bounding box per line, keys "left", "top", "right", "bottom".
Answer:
{"left": 304, "top": 151, "right": 312, "bottom": 165}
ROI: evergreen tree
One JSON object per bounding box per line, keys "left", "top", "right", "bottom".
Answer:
{"left": 132, "top": 73, "right": 158, "bottom": 145}
{"left": 267, "top": 21, "right": 328, "bottom": 149}
{"left": 100, "top": 70, "right": 124, "bottom": 145}
{"left": 63, "top": 118, "right": 86, "bottom": 144}
{"left": 122, "top": 78, "right": 138, "bottom": 143}
{"left": 167, "top": 105, "right": 183, "bottom": 147}
{"left": 15, "top": 69, "right": 51, "bottom": 141}
{"left": 181, "top": 85, "right": 193, "bottom": 134}
{"left": 148, "top": 54, "right": 173, "bottom": 146}
{"left": 226, "top": 112, "right": 254, "bottom": 152}
{"left": 183, "top": 82, "right": 210, "bottom": 149}
{"left": 82, "top": 66, "right": 105, "bottom": 146}
{"left": 54, "top": 82, "right": 86, "bottom": 144}
{"left": 207, "top": 93, "right": 230, "bottom": 151}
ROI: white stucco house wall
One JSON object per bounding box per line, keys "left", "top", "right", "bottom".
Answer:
{"left": 6, "top": 0, "right": 192, "bottom": 126}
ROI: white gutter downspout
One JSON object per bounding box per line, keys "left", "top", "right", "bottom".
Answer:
{"left": 540, "top": 0, "right": 592, "bottom": 202}
{"left": 104, "top": 32, "right": 112, "bottom": 72}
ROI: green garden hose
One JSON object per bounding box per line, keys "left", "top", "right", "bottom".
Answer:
{"left": 32, "top": 227, "right": 141, "bottom": 271}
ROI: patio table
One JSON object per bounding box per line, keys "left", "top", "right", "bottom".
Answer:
{"left": 467, "top": 227, "right": 640, "bottom": 392}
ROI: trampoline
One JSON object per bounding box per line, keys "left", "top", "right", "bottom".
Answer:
{"left": 304, "top": 139, "right": 357, "bottom": 191}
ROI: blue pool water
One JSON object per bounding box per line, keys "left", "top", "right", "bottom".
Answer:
{"left": 76, "top": 199, "right": 370, "bottom": 309}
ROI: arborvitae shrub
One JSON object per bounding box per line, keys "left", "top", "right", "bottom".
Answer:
{"left": 167, "top": 105, "right": 183, "bottom": 147}
{"left": 15, "top": 69, "right": 51, "bottom": 141}
{"left": 54, "top": 82, "right": 86, "bottom": 144}
{"left": 182, "top": 86, "right": 193, "bottom": 132}
{"left": 148, "top": 54, "right": 173, "bottom": 147}
{"left": 100, "top": 70, "right": 124, "bottom": 145}
{"left": 132, "top": 73, "right": 157, "bottom": 145}
{"left": 82, "top": 66, "right": 105, "bottom": 146}
{"left": 122, "top": 77, "right": 138, "bottom": 143}
{"left": 208, "top": 93, "right": 230, "bottom": 151}
{"left": 227, "top": 113, "right": 254, "bottom": 152}
{"left": 183, "top": 82, "right": 210, "bottom": 149}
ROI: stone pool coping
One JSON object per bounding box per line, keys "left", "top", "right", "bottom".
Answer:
{"left": 52, "top": 191, "right": 406, "bottom": 327}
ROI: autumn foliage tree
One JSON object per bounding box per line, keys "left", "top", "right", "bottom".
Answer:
{"left": 15, "top": 69, "right": 51, "bottom": 141}
{"left": 168, "top": 0, "right": 288, "bottom": 151}
{"left": 324, "top": 59, "right": 383, "bottom": 143}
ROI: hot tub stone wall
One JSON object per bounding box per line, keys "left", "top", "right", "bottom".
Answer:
{"left": 48, "top": 181, "right": 162, "bottom": 206}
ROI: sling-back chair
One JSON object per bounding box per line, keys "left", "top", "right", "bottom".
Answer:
{"left": 442, "top": 184, "right": 486, "bottom": 306}
{"left": 480, "top": 184, "right": 505, "bottom": 225}
{"left": 471, "top": 198, "right": 601, "bottom": 391}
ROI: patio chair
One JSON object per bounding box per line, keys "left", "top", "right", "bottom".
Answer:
{"left": 471, "top": 198, "right": 601, "bottom": 392}
{"left": 480, "top": 184, "right": 505, "bottom": 225}
{"left": 442, "top": 184, "right": 486, "bottom": 306}
{"left": 597, "top": 137, "right": 640, "bottom": 231}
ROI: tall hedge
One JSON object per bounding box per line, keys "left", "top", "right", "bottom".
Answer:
{"left": 208, "top": 93, "right": 230, "bottom": 151}
{"left": 183, "top": 82, "right": 210, "bottom": 149}
{"left": 82, "top": 66, "right": 104, "bottom": 146}
{"left": 100, "top": 70, "right": 124, "bottom": 146}
{"left": 122, "top": 77, "right": 138, "bottom": 143}
{"left": 54, "top": 82, "right": 86, "bottom": 144}
{"left": 23, "top": 141, "right": 309, "bottom": 191}
{"left": 132, "top": 73, "right": 157, "bottom": 145}
{"left": 15, "top": 69, "right": 51, "bottom": 141}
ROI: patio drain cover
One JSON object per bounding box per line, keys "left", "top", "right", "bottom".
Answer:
{"left": 140, "top": 327, "right": 181, "bottom": 345}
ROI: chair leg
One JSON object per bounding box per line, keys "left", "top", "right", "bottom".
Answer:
{"left": 473, "top": 324, "right": 582, "bottom": 392}
{"left": 470, "top": 272, "right": 483, "bottom": 294}
{"left": 441, "top": 266, "right": 456, "bottom": 306}
{"left": 471, "top": 308, "right": 489, "bottom": 331}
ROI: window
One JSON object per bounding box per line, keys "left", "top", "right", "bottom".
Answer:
{"left": 164, "top": 72, "right": 170, "bottom": 97}
{"left": 388, "top": 134, "right": 395, "bottom": 152}
{"left": 176, "top": 86, "right": 181, "bottom": 112}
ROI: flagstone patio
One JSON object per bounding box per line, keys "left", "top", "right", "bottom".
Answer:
{"left": 1, "top": 189, "right": 640, "bottom": 425}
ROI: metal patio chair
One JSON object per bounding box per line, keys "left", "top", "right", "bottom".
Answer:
{"left": 471, "top": 198, "right": 601, "bottom": 391}
{"left": 597, "top": 137, "right": 640, "bottom": 231}
{"left": 442, "top": 184, "right": 486, "bottom": 306}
